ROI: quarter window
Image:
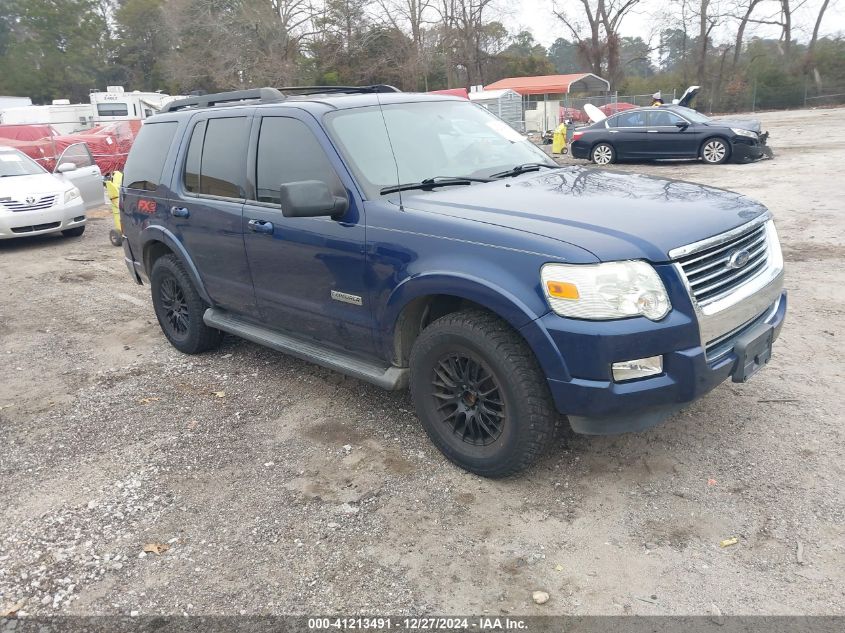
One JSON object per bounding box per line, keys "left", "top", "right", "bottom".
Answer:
{"left": 254, "top": 117, "right": 341, "bottom": 205}
{"left": 123, "top": 121, "right": 178, "bottom": 191}
{"left": 183, "top": 121, "right": 205, "bottom": 194}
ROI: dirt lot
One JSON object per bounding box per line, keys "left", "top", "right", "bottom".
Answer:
{"left": 1, "top": 107, "right": 843, "bottom": 618}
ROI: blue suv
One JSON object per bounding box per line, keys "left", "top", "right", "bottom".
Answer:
{"left": 120, "top": 86, "right": 786, "bottom": 477}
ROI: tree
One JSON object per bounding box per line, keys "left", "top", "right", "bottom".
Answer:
{"left": 0, "top": 0, "right": 109, "bottom": 102}
{"left": 113, "top": 0, "right": 170, "bottom": 91}
{"left": 548, "top": 38, "right": 582, "bottom": 73}
{"left": 552, "top": 0, "right": 642, "bottom": 85}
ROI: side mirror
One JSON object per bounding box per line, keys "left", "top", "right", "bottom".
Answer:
{"left": 675, "top": 121, "right": 689, "bottom": 130}
{"left": 56, "top": 162, "right": 77, "bottom": 173}
{"left": 279, "top": 180, "right": 348, "bottom": 219}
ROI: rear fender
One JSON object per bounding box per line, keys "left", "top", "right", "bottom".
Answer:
{"left": 139, "top": 224, "right": 212, "bottom": 305}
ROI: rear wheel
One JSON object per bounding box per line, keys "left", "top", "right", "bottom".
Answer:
{"left": 701, "top": 137, "right": 730, "bottom": 164}
{"left": 150, "top": 254, "right": 222, "bottom": 354}
{"left": 62, "top": 226, "right": 85, "bottom": 238}
{"left": 109, "top": 229, "right": 123, "bottom": 246}
{"left": 409, "top": 309, "right": 556, "bottom": 478}
{"left": 591, "top": 143, "right": 616, "bottom": 165}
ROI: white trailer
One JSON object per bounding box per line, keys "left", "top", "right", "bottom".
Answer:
{"left": 0, "top": 102, "right": 95, "bottom": 133}
{"left": 89, "top": 86, "right": 180, "bottom": 122}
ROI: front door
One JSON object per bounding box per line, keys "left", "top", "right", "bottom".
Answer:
{"left": 55, "top": 143, "right": 102, "bottom": 209}
{"left": 167, "top": 113, "right": 258, "bottom": 316}
{"left": 241, "top": 113, "right": 373, "bottom": 355}
{"left": 644, "top": 110, "right": 699, "bottom": 158}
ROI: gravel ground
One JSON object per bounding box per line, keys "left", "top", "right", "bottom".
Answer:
{"left": 1, "top": 107, "right": 843, "bottom": 618}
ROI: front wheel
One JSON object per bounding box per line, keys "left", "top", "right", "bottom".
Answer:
{"left": 409, "top": 309, "right": 556, "bottom": 478}
{"left": 150, "top": 254, "right": 222, "bottom": 354}
{"left": 591, "top": 143, "right": 616, "bottom": 165}
{"left": 109, "top": 229, "right": 123, "bottom": 246}
{"left": 701, "top": 138, "right": 730, "bottom": 164}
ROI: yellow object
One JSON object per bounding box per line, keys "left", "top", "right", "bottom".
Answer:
{"left": 105, "top": 171, "right": 123, "bottom": 233}
{"left": 546, "top": 280, "right": 579, "bottom": 300}
{"left": 552, "top": 122, "right": 568, "bottom": 155}
{"left": 719, "top": 537, "right": 739, "bottom": 548}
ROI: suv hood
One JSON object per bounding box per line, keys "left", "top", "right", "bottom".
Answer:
{"left": 402, "top": 167, "right": 768, "bottom": 263}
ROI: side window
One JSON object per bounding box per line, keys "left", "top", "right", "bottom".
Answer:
{"left": 183, "top": 121, "right": 205, "bottom": 194}
{"left": 56, "top": 143, "right": 93, "bottom": 169}
{"left": 198, "top": 117, "right": 249, "bottom": 199}
{"left": 254, "top": 117, "right": 341, "bottom": 205}
{"left": 123, "top": 121, "right": 178, "bottom": 191}
{"left": 97, "top": 103, "right": 129, "bottom": 117}
{"left": 649, "top": 110, "right": 684, "bottom": 126}
{"left": 616, "top": 111, "right": 647, "bottom": 127}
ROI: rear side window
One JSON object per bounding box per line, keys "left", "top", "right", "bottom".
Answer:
{"left": 254, "top": 117, "right": 341, "bottom": 204}
{"left": 197, "top": 117, "right": 248, "bottom": 199}
{"left": 616, "top": 111, "right": 646, "bottom": 127}
{"left": 123, "top": 121, "right": 178, "bottom": 191}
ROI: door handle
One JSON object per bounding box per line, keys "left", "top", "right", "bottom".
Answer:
{"left": 248, "top": 219, "right": 274, "bottom": 234}
{"left": 170, "top": 206, "right": 190, "bottom": 218}
{"left": 647, "top": 130, "right": 659, "bottom": 133}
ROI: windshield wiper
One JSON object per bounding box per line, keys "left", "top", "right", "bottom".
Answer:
{"left": 380, "top": 175, "right": 492, "bottom": 195}
{"left": 489, "top": 163, "right": 559, "bottom": 179}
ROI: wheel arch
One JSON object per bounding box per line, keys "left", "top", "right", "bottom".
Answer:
{"left": 383, "top": 273, "right": 558, "bottom": 373}
{"left": 699, "top": 135, "right": 732, "bottom": 160}
{"left": 139, "top": 225, "right": 213, "bottom": 305}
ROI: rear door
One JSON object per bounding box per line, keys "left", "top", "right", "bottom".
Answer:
{"left": 644, "top": 109, "right": 698, "bottom": 157}
{"left": 167, "top": 111, "right": 258, "bottom": 316}
{"left": 55, "top": 143, "right": 102, "bottom": 209}
{"left": 610, "top": 110, "right": 649, "bottom": 158}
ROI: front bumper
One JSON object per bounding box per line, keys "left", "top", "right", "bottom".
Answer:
{"left": 731, "top": 136, "right": 766, "bottom": 162}
{"left": 539, "top": 291, "right": 786, "bottom": 434}
{"left": 0, "top": 199, "right": 86, "bottom": 239}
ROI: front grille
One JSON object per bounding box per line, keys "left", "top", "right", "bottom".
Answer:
{"left": 676, "top": 223, "right": 768, "bottom": 305}
{"left": 10, "top": 221, "right": 61, "bottom": 234}
{"left": 1, "top": 195, "right": 57, "bottom": 212}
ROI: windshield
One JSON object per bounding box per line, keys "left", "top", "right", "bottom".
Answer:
{"left": 673, "top": 106, "right": 710, "bottom": 123}
{"left": 0, "top": 149, "right": 46, "bottom": 177}
{"left": 325, "top": 100, "right": 553, "bottom": 197}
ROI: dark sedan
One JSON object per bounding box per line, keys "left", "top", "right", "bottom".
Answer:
{"left": 570, "top": 105, "right": 769, "bottom": 165}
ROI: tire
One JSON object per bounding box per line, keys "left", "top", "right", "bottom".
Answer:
{"left": 591, "top": 142, "right": 616, "bottom": 165}
{"left": 409, "top": 309, "right": 556, "bottom": 478}
{"left": 109, "top": 229, "right": 123, "bottom": 247}
{"left": 61, "top": 226, "right": 85, "bottom": 238}
{"left": 150, "top": 254, "right": 222, "bottom": 354}
{"left": 700, "top": 137, "right": 730, "bottom": 164}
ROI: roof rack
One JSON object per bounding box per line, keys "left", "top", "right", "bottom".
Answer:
{"left": 277, "top": 85, "right": 401, "bottom": 96}
{"left": 162, "top": 87, "right": 285, "bottom": 112}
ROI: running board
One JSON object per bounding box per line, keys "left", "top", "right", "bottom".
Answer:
{"left": 203, "top": 308, "right": 408, "bottom": 390}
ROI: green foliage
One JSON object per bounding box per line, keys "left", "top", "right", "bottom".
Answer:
{"left": 0, "top": 0, "right": 107, "bottom": 103}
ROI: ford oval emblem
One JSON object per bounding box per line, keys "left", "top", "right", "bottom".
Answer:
{"left": 727, "top": 249, "right": 751, "bottom": 269}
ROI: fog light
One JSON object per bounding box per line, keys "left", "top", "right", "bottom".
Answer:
{"left": 612, "top": 355, "right": 663, "bottom": 382}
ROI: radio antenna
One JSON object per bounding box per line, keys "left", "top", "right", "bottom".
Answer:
{"left": 375, "top": 89, "right": 403, "bottom": 211}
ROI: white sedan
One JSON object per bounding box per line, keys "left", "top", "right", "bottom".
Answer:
{"left": 0, "top": 143, "right": 103, "bottom": 240}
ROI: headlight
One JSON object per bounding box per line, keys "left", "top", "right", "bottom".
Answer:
{"left": 731, "top": 127, "right": 758, "bottom": 139}
{"left": 64, "top": 187, "right": 81, "bottom": 203}
{"left": 541, "top": 261, "right": 671, "bottom": 321}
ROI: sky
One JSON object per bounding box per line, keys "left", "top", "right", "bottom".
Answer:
{"left": 508, "top": 0, "right": 845, "bottom": 50}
